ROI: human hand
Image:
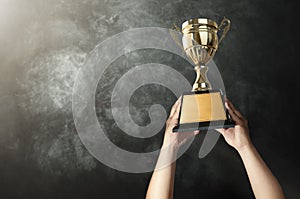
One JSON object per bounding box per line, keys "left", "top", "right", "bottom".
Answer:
{"left": 216, "top": 98, "right": 252, "bottom": 152}
{"left": 162, "top": 96, "right": 200, "bottom": 150}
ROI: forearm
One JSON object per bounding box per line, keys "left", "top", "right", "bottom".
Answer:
{"left": 238, "top": 144, "right": 285, "bottom": 199}
{"left": 146, "top": 146, "right": 178, "bottom": 199}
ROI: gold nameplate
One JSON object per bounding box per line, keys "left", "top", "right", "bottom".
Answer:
{"left": 180, "top": 92, "right": 227, "bottom": 124}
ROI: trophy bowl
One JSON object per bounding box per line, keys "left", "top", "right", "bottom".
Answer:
{"left": 173, "top": 17, "right": 230, "bottom": 91}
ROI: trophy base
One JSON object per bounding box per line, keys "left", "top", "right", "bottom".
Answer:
{"left": 173, "top": 121, "right": 235, "bottom": 132}
{"left": 172, "top": 89, "right": 235, "bottom": 132}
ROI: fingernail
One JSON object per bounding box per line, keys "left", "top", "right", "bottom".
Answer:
{"left": 225, "top": 102, "right": 230, "bottom": 109}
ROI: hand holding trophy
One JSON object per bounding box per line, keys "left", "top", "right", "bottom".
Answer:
{"left": 171, "top": 17, "right": 235, "bottom": 132}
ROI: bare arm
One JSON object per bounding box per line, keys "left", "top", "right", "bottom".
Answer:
{"left": 145, "top": 146, "right": 177, "bottom": 199}
{"left": 217, "top": 99, "right": 285, "bottom": 199}
{"left": 146, "top": 97, "right": 199, "bottom": 199}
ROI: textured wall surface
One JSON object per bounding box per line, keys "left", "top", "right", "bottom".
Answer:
{"left": 0, "top": 0, "right": 299, "bottom": 198}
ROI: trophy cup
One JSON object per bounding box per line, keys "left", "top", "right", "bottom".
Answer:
{"left": 171, "top": 17, "right": 235, "bottom": 132}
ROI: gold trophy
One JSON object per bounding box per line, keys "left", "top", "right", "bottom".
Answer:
{"left": 171, "top": 17, "right": 235, "bottom": 132}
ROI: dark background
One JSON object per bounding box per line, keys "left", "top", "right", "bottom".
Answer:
{"left": 0, "top": 0, "right": 299, "bottom": 198}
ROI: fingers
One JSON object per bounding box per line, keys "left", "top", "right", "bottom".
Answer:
{"left": 226, "top": 98, "right": 247, "bottom": 122}
{"left": 184, "top": 130, "right": 199, "bottom": 137}
{"left": 225, "top": 98, "right": 238, "bottom": 113}
{"left": 169, "top": 96, "right": 182, "bottom": 118}
{"left": 173, "top": 97, "right": 182, "bottom": 119}
{"left": 181, "top": 130, "right": 200, "bottom": 141}
{"left": 167, "top": 97, "right": 182, "bottom": 128}
{"left": 225, "top": 103, "right": 240, "bottom": 123}
{"left": 225, "top": 98, "right": 244, "bottom": 119}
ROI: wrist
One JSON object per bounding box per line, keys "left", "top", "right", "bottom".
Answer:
{"left": 161, "top": 142, "right": 179, "bottom": 155}
{"left": 237, "top": 143, "right": 255, "bottom": 157}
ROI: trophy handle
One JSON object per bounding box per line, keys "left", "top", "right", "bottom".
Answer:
{"left": 172, "top": 23, "right": 181, "bottom": 32}
{"left": 218, "top": 17, "right": 231, "bottom": 44}
{"left": 170, "top": 23, "right": 183, "bottom": 49}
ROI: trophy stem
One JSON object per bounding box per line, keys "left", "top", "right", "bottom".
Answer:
{"left": 192, "top": 64, "right": 211, "bottom": 91}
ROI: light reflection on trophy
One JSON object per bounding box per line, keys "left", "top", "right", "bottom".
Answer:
{"left": 173, "top": 17, "right": 231, "bottom": 91}
{"left": 171, "top": 17, "right": 235, "bottom": 132}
